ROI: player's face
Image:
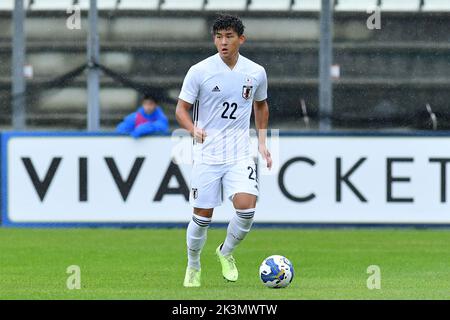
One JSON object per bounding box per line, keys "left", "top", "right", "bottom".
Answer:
{"left": 214, "top": 28, "right": 245, "bottom": 60}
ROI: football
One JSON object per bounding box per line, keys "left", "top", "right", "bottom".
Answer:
{"left": 259, "top": 255, "right": 294, "bottom": 288}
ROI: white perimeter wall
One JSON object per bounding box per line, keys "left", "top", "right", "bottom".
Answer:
{"left": 4, "top": 134, "right": 450, "bottom": 225}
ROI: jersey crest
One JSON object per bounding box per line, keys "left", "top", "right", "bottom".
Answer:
{"left": 242, "top": 76, "right": 253, "bottom": 100}
{"left": 242, "top": 85, "right": 253, "bottom": 100}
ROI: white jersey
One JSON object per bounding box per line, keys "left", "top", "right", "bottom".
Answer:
{"left": 179, "top": 53, "right": 268, "bottom": 165}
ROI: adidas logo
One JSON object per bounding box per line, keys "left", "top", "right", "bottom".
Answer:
{"left": 212, "top": 86, "right": 221, "bottom": 92}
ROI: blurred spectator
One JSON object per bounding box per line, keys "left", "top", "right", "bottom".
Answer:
{"left": 116, "top": 93, "right": 169, "bottom": 138}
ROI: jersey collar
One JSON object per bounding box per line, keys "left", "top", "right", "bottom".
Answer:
{"left": 216, "top": 53, "right": 241, "bottom": 71}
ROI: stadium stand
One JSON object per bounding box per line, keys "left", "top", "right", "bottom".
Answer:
{"left": 28, "top": 0, "right": 82, "bottom": 11}
{"left": 205, "top": 0, "right": 248, "bottom": 11}
{"left": 291, "top": 0, "right": 321, "bottom": 11}
{"left": 0, "top": 0, "right": 449, "bottom": 130}
{"left": 334, "top": 0, "right": 378, "bottom": 12}
{"left": 421, "top": 0, "right": 450, "bottom": 12}
{"left": 0, "top": 0, "right": 15, "bottom": 10}
{"left": 380, "top": 0, "right": 422, "bottom": 12}
{"left": 160, "top": 0, "right": 205, "bottom": 11}
{"left": 118, "top": 0, "right": 160, "bottom": 10}
{"left": 247, "top": 0, "right": 292, "bottom": 11}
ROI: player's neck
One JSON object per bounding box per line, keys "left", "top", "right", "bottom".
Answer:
{"left": 219, "top": 52, "right": 240, "bottom": 70}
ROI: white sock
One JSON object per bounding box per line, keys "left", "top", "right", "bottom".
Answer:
{"left": 186, "top": 214, "right": 211, "bottom": 270}
{"left": 220, "top": 208, "right": 255, "bottom": 257}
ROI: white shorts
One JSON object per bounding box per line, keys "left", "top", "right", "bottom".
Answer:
{"left": 189, "top": 159, "right": 259, "bottom": 209}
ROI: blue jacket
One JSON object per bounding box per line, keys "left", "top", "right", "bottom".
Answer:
{"left": 116, "top": 106, "right": 169, "bottom": 138}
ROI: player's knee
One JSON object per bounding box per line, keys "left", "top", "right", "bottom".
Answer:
{"left": 193, "top": 207, "right": 214, "bottom": 218}
{"left": 233, "top": 193, "right": 257, "bottom": 210}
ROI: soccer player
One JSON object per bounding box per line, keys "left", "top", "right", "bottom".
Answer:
{"left": 175, "top": 14, "right": 272, "bottom": 287}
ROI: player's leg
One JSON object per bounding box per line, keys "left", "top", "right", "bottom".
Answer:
{"left": 186, "top": 207, "right": 213, "bottom": 271}
{"left": 184, "top": 207, "right": 213, "bottom": 287}
{"left": 215, "top": 160, "right": 259, "bottom": 281}
{"left": 184, "top": 163, "right": 222, "bottom": 287}
{"left": 221, "top": 192, "right": 257, "bottom": 256}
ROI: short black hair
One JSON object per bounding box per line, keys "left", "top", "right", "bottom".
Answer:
{"left": 142, "top": 93, "right": 155, "bottom": 102}
{"left": 212, "top": 13, "right": 245, "bottom": 36}
{"left": 142, "top": 92, "right": 164, "bottom": 104}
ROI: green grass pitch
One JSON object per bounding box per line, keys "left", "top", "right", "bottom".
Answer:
{"left": 0, "top": 228, "right": 449, "bottom": 299}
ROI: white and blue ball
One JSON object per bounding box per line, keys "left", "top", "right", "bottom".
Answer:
{"left": 259, "top": 255, "right": 294, "bottom": 288}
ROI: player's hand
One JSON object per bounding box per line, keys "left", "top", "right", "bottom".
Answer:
{"left": 259, "top": 144, "right": 272, "bottom": 170}
{"left": 193, "top": 126, "right": 207, "bottom": 144}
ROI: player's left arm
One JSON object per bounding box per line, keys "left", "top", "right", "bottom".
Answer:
{"left": 253, "top": 99, "right": 272, "bottom": 170}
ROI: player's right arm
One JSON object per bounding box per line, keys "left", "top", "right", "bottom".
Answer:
{"left": 175, "top": 99, "right": 207, "bottom": 143}
{"left": 177, "top": 65, "right": 207, "bottom": 143}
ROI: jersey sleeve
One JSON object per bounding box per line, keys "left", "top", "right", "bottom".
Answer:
{"left": 253, "top": 67, "right": 268, "bottom": 102}
{"left": 179, "top": 66, "right": 200, "bottom": 104}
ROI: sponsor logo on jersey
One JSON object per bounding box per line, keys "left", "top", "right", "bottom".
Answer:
{"left": 242, "top": 85, "right": 253, "bottom": 100}
{"left": 212, "top": 86, "right": 221, "bottom": 92}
